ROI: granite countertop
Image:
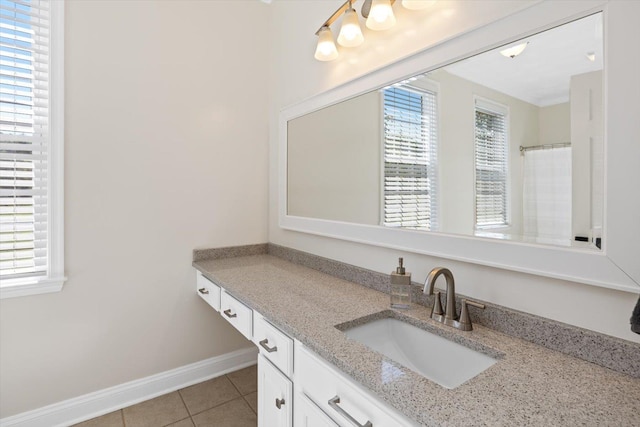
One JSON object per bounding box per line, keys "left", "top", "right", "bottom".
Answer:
{"left": 193, "top": 254, "right": 640, "bottom": 426}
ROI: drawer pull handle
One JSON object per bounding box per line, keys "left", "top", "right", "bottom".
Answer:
{"left": 223, "top": 309, "right": 237, "bottom": 318}
{"left": 259, "top": 339, "right": 278, "bottom": 353}
{"left": 198, "top": 288, "right": 209, "bottom": 295}
{"left": 275, "top": 397, "right": 285, "bottom": 409}
{"left": 328, "top": 395, "right": 373, "bottom": 427}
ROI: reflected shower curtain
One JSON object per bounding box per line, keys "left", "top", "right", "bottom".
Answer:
{"left": 522, "top": 147, "right": 572, "bottom": 244}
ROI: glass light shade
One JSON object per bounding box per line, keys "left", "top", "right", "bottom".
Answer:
{"left": 366, "top": 0, "right": 396, "bottom": 31}
{"left": 499, "top": 42, "right": 528, "bottom": 58}
{"left": 314, "top": 27, "right": 339, "bottom": 61}
{"left": 402, "top": 0, "right": 436, "bottom": 10}
{"left": 337, "top": 8, "right": 364, "bottom": 47}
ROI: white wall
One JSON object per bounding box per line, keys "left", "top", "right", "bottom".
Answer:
{"left": 0, "top": 1, "right": 269, "bottom": 418}
{"left": 269, "top": 1, "right": 640, "bottom": 343}
{"left": 571, "top": 70, "right": 604, "bottom": 240}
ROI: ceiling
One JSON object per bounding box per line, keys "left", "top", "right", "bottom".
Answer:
{"left": 443, "top": 13, "right": 603, "bottom": 107}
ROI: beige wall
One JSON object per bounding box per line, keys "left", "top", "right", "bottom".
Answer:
{"left": 538, "top": 102, "right": 571, "bottom": 145}
{"left": 0, "top": 1, "right": 269, "bottom": 417}
{"left": 428, "top": 69, "right": 538, "bottom": 236}
{"left": 269, "top": 1, "right": 640, "bottom": 344}
{"left": 287, "top": 91, "right": 381, "bottom": 225}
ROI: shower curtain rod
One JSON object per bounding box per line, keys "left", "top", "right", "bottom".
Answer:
{"left": 519, "top": 142, "right": 571, "bottom": 153}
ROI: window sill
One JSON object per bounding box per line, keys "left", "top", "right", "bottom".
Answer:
{"left": 0, "top": 276, "right": 67, "bottom": 299}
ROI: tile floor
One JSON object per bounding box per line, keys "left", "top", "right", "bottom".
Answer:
{"left": 73, "top": 365, "right": 257, "bottom": 427}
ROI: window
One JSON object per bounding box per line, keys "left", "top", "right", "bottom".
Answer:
{"left": 0, "top": 0, "right": 64, "bottom": 298}
{"left": 474, "top": 98, "right": 508, "bottom": 229}
{"left": 383, "top": 84, "right": 438, "bottom": 230}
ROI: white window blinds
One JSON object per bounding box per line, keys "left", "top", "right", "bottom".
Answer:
{"left": 0, "top": 0, "right": 51, "bottom": 280}
{"left": 474, "top": 100, "right": 508, "bottom": 228}
{"left": 383, "top": 85, "right": 438, "bottom": 230}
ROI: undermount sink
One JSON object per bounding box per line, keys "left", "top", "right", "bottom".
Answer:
{"left": 343, "top": 317, "right": 497, "bottom": 389}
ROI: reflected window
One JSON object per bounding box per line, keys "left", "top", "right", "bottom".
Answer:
{"left": 474, "top": 98, "right": 509, "bottom": 229}
{"left": 382, "top": 84, "right": 438, "bottom": 230}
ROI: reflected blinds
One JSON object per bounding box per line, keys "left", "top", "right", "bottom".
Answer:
{"left": 383, "top": 86, "right": 437, "bottom": 230}
{"left": 0, "top": 0, "right": 50, "bottom": 279}
{"left": 474, "top": 103, "right": 508, "bottom": 228}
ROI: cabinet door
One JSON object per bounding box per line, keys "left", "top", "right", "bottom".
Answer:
{"left": 296, "top": 393, "right": 339, "bottom": 427}
{"left": 258, "top": 354, "right": 292, "bottom": 427}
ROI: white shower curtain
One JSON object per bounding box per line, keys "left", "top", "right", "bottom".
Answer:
{"left": 522, "top": 147, "right": 572, "bottom": 244}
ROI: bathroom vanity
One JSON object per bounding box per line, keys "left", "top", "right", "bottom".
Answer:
{"left": 193, "top": 248, "right": 640, "bottom": 426}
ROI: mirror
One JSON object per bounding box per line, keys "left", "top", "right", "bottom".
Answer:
{"left": 279, "top": 4, "right": 640, "bottom": 292}
{"left": 288, "top": 13, "right": 604, "bottom": 250}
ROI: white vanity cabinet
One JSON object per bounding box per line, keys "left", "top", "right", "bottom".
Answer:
{"left": 253, "top": 312, "right": 295, "bottom": 427}
{"left": 295, "top": 344, "right": 418, "bottom": 427}
{"left": 194, "top": 268, "right": 416, "bottom": 427}
{"left": 195, "top": 271, "right": 221, "bottom": 312}
{"left": 258, "top": 354, "right": 293, "bottom": 427}
{"left": 220, "top": 289, "right": 253, "bottom": 340}
{"left": 296, "top": 393, "right": 339, "bottom": 427}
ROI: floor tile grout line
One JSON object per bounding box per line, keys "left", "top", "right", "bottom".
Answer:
{"left": 177, "top": 388, "right": 192, "bottom": 417}
{"left": 76, "top": 372, "right": 256, "bottom": 426}
{"left": 242, "top": 394, "right": 257, "bottom": 415}
{"left": 186, "top": 396, "right": 240, "bottom": 418}
{"left": 226, "top": 373, "right": 246, "bottom": 398}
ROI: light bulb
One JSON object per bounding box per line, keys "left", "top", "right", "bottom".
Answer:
{"left": 314, "top": 26, "right": 338, "bottom": 61}
{"left": 402, "top": 0, "right": 436, "bottom": 10}
{"left": 337, "top": 7, "right": 364, "bottom": 47}
{"left": 366, "top": 0, "right": 396, "bottom": 31}
{"left": 499, "top": 42, "right": 528, "bottom": 59}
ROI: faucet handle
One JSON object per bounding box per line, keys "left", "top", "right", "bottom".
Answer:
{"left": 459, "top": 299, "right": 485, "bottom": 331}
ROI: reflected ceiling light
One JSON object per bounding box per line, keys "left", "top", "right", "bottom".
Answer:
{"left": 314, "top": 26, "right": 339, "bottom": 61}
{"left": 402, "top": 0, "right": 435, "bottom": 10}
{"left": 338, "top": 4, "right": 364, "bottom": 47}
{"left": 366, "top": 0, "right": 396, "bottom": 31}
{"left": 500, "top": 42, "right": 528, "bottom": 58}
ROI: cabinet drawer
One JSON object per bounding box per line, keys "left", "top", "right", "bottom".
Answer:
{"left": 296, "top": 393, "right": 339, "bottom": 427}
{"left": 258, "top": 354, "right": 293, "bottom": 427}
{"left": 196, "top": 270, "right": 221, "bottom": 312}
{"left": 220, "top": 290, "right": 253, "bottom": 340}
{"left": 296, "top": 344, "right": 416, "bottom": 427}
{"left": 254, "top": 312, "right": 294, "bottom": 378}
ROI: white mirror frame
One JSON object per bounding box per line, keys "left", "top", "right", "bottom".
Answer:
{"left": 279, "top": 1, "right": 640, "bottom": 293}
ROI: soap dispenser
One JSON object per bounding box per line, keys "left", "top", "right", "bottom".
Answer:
{"left": 390, "top": 257, "right": 412, "bottom": 309}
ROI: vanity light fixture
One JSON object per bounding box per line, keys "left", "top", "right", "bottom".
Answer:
{"left": 338, "top": 3, "right": 365, "bottom": 47}
{"left": 315, "top": 0, "right": 432, "bottom": 61}
{"left": 499, "top": 42, "right": 528, "bottom": 58}
{"left": 366, "top": 0, "right": 397, "bottom": 31}
{"left": 586, "top": 51, "right": 596, "bottom": 62}
{"left": 315, "top": 26, "right": 339, "bottom": 61}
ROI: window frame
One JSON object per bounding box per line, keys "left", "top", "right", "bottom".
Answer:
{"left": 473, "top": 96, "right": 510, "bottom": 231}
{"left": 1, "top": 0, "right": 65, "bottom": 299}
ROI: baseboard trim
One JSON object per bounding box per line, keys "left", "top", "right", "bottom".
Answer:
{"left": 0, "top": 346, "right": 258, "bottom": 427}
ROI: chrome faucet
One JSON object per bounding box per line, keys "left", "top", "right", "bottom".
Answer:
{"left": 423, "top": 267, "right": 485, "bottom": 331}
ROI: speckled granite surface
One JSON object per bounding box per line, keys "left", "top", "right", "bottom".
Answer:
{"left": 193, "top": 254, "right": 640, "bottom": 427}
{"left": 269, "top": 244, "right": 640, "bottom": 378}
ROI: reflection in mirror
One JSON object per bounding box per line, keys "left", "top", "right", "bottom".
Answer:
{"left": 287, "top": 13, "right": 603, "bottom": 250}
